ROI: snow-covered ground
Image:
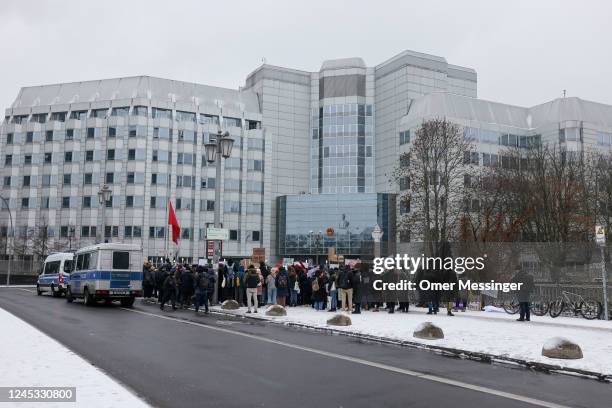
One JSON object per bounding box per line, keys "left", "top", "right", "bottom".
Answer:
{"left": 213, "top": 304, "right": 612, "bottom": 376}
{"left": 0, "top": 307, "right": 150, "bottom": 408}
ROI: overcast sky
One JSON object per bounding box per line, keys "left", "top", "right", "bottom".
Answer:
{"left": 1, "top": 0, "right": 611, "bottom": 111}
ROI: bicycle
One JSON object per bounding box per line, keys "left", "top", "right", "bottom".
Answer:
{"left": 548, "top": 291, "right": 602, "bottom": 320}
{"left": 502, "top": 296, "right": 549, "bottom": 317}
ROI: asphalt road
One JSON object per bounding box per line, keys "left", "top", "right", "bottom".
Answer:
{"left": 1, "top": 288, "right": 610, "bottom": 408}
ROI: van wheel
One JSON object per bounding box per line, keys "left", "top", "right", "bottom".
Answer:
{"left": 36, "top": 285, "right": 42, "bottom": 296}
{"left": 66, "top": 287, "right": 74, "bottom": 303}
{"left": 83, "top": 288, "right": 94, "bottom": 306}
{"left": 120, "top": 297, "right": 135, "bottom": 308}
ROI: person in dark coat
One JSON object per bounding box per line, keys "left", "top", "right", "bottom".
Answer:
{"left": 351, "top": 267, "right": 362, "bottom": 314}
{"left": 337, "top": 266, "right": 354, "bottom": 312}
{"left": 194, "top": 266, "right": 211, "bottom": 314}
{"left": 288, "top": 266, "right": 298, "bottom": 307}
{"left": 155, "top": 264, "right": 169, "bottom": 304}
{"left": 180, "top": 266, "right": 194, "bottom": 308}
{"left": 312, "top": 271, "right": 326, "bottom": 310}
{"left": 438, "top": 241, "right": 458, "bottom": 316}
{"left": 275, "top": 267, "right": 290, "bottom": 306}
{"left": 512, "top": 267, "right": 534, "bottom": 321}
{"left": 142, "top": 261, "right": 154, "bottom": 299}
{"left": 160, "top": 269, "right": 177, "bottom": 311}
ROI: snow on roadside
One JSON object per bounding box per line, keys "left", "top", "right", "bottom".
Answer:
{"left": 0, "top": 307, "right": 150, "bottom": 408}
{"left": 213, "top": 304, "right": 612, "bottom": 376}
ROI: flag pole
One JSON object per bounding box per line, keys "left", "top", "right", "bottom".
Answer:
{"left": 165, "top": 197, "right": 170, "bottom": 262}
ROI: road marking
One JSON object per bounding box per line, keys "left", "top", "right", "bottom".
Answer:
{"left": 18, "top": 288, "right": 34, "bottom": 293}
{"left": 122, "top": 307, "right": 571, "bottom": 408}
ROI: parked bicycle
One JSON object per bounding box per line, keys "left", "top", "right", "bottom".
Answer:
{"left": 502, "top": 296, "right": 549, "bottom": 317}
{"left": 548, "top": 291, "right": 602, "bottom": 320}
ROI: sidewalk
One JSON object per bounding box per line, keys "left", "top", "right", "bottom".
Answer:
{"left": 212, "top": 304, "right": 612, "bottom": 380}
{"left": 0, "top": 307, "right": 150, "bottom": 408}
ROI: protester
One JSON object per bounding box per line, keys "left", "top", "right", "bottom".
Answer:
{"left": 245, "top": 265, "right": 260, "bottom": 313}
{"left": 266, "top": 269, "right": 277, "bottom": 305}
{"left": 312, "top": 270, "right": 326, "bottom": 310}
{"left": 194, "top": 266, "right": 210, "bottom": 314}
{"left": 351, "top": 267, "right": 362, "bottom": 314}
{"left": 337, "top": 266, "right": 353, "bottom": 312}
{"left": 155, "top": 264, "right": 169, "bottom": 304}
{"left": 275, "top": 266, "right": 290, "bottom": 306}
{"left": 142, "top": 260, "right": 154, "bottom": 299}
{"left": 327, "top": 270, "right": 338, "bottom": 312}
{"left": 235, "top": 263, "right": 245, "bottom": 306}
{"left": 160, "top": 268, "right": 177, "bottom": 311}
{"left": 180, "top": 265, "right": 194, "bottom": 309}
{"left": 288, "top": 266, "right": 298, "bottom": 307}
{"left": 512, "top": 267, "right": 534, "bottom": 322}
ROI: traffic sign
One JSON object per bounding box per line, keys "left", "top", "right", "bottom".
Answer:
{"left": 596, "top": 225, "right": 606, "bottom": 246}
{"left": 206, "top": 227, "right": 229, "bottom": 240}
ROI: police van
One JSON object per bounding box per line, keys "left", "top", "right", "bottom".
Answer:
{"left": 36, "top": 252, "right": 74, "bottom": 297}
{"left": 66, "top": 243, "right": 143, "bottom": 307}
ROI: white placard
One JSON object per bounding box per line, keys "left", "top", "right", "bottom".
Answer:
{"left": 206, "top": 227, "right": 229, "bottom": 240}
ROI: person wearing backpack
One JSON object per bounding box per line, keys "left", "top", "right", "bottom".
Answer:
{"left": 194, "top": 266, "right": 211, "bottom": 314}
{"left": 275, "top": 266, "right": 290, "bottom": 306}
{"left": 245, "top": 265, "right": 261, "bottom": 313}
{"left": 312, "top": 270, "right": 326, "bottom": 310}
{"left": 327, "top": 270, "right": 338, "bottom": 312}
{"left": 337, "top": 266, "right": 354, "bottom": 312}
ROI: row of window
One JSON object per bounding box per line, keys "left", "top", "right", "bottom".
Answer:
{"left": 4, "top": 129, "right": 265, "bottom": 149}
{"left": 3, "top": 150, "right": 264, "bottom": 171}
{"left": 462, "top": 127, "right": 542, "bottom": 147}
{"left": 40, "top": 224, "right": 260, "bottom": 242}
{"left": 6, "top": 108, "right": 257, "bottom": 127}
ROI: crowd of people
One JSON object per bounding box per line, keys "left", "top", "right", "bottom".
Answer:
{"left": 141, "top": 247, "right": 535, "bottom": 320}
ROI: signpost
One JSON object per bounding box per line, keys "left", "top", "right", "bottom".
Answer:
{"left": 206, "top": 240, "right": 222, "bottom": 260}
{"left": 206, "top": 227, "right": 229, "bottom": 241}
{"left": 596, "top": 225, "right": 609, "bottom": 321}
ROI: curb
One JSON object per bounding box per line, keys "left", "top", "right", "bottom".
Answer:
{"left": 210, "top": 307, "right": 612, "bottom": 383}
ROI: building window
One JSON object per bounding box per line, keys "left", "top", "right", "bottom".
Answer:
{"left": 127, "top": 172, "right": 135, "bottom": 184}
{"left": 3, "top": 176, "right": 10, "bottom": 187}
{"left": 42, "top": 175, "right": 51, "bottom": 186}
{"left": 83, "top": 173, "right": 92, "bottom": 185}
{"left": 87, "top": 127, "right": 95, "bottom": 138}
{"left": 24, "top": 155, "right": 32, "bottom": 165}
{"left": 132, "top": 106, "right": 148, "bottom": 117}
{"left": 44, "top": 153, "right": 52, "bottom": 164}
{"left": 105, "top": 196, "right": 113, "bottom": 208}
{"left": 128, "top": 149, "right": 135, "bottom": 160}
{"left": 51, "top": 112, "right": 66, "bottom": 122}
{"left": 107, "top": 149, "right": 115, "bottom": 160}
{"left": 85, "top": 150, "right": 94, "bottom": 162}
{"left": 23, "top": 176, "right": 30, "bottom": 187}
{"left": 6, "top": 133, "right": 13, "bottom": 144}
{"left": 62, "top": 197, "right": 70, "bottom": 209}
{"left": 5, "top": 155, "right": 12, "bottom": 166}
{"left": 82, "top": 196, "right": 92, "bottom": 208}
{"left": 206, "top": 200, "right": 215, "bottom": 211}
{"left": 106, "top": 172, "right": 114, "bottom": 184}
{"left": 64, "top": 152, "right": 72, "bottom": 163}
{"left": 129, "top": 126, "right": 137, "bottom": 137}
{"left": 229, "top": 230, "right": 239, "bottom": 241}
{"left": 26, "top": 132, "right": 33, "bottom": 143}
{"left": 108, "top": 127, "right": 117, "bottom": 137}
{"left": 45, "top": 130, "right": 54, "bottom": 142}
{"left": 126, "top": 196, "right": 134, "bottom": 208}
{"left": 150, "top": 197, "right": 156, "bottom": 208}
{"left": 251, "top": 231, "right": 260, "bottom": 241}
{"left": 399, "top": 176, "right": 410, "bottom": 191}
{"left": 41, "top": 197, "right": 50, "bottom": 209}
{"left": 111, "top": 107, "right": 129, "bottom": 117}
{"left": 151, "top": 173, "right": 157, "bottom": 185}
{"left": 63, "top": 174, "right": 71, "bottom": 185}
{"left": 399, "top": 130, "right": 410, "bottom": 145}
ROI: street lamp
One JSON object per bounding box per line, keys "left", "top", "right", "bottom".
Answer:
{"left": 371, "top": 224, "right": 384, "bottom": 259}
{"left": 205, "top": 130, "right": 234, "bottom": 304}
{"left": 97, "top": 184, "right": 112, "bottom": 243}
{"left": 0, "top": 196, "right": 13, "bottom": 285}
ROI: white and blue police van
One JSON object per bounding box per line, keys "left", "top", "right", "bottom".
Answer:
{"left": 36, "top": 252, "right": 74, "bottom": 297}
{"left": 66, "top": 243, "right": 143, "bottom": 307}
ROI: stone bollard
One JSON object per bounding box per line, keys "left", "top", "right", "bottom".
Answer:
{"left": 327, "top": 313, "right": 352, "bottom": 326}
{"left": 265, "top": 304, "right": 287, "bottom": 316}
{"left": 542, "top": 337, "right": 583, "bottom": 360}
{"left": 413, "top": 322, "right": 444, "bottom": 340}
{"left": 221, "top": 299, "right": 240, "bottom": 310}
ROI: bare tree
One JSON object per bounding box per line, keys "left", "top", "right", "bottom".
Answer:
{"left": 393, "top": 118, "right": 474, "bottom": 255}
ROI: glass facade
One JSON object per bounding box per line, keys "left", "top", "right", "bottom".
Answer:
{"left": 312, "top": 103, "right": 374, "bottom": 194}
{"left": 276, "top": 193, "right": 395, "bottom": 258}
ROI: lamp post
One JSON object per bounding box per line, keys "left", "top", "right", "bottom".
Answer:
{"left": 97, "top": 184, "right": 112, "bottom": 243}
{"left": 204, "top": 129, "right": 234, "bottom": 304}
{"left": 371, "top": 224, "right": 384, "bottom": 259}
{"left": 0, "top": 196, "right": 13, "bottom": 285}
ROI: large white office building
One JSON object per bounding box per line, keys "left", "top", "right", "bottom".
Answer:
{"left": 0, "top": 49, "right": 479, "bottom": 263}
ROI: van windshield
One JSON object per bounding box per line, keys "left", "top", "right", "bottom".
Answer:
{"left": 112, "top": 251, "right": 130, "bottom": 270}
{"left": 44, "top": 261, "right": 60, "bottom": 275}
